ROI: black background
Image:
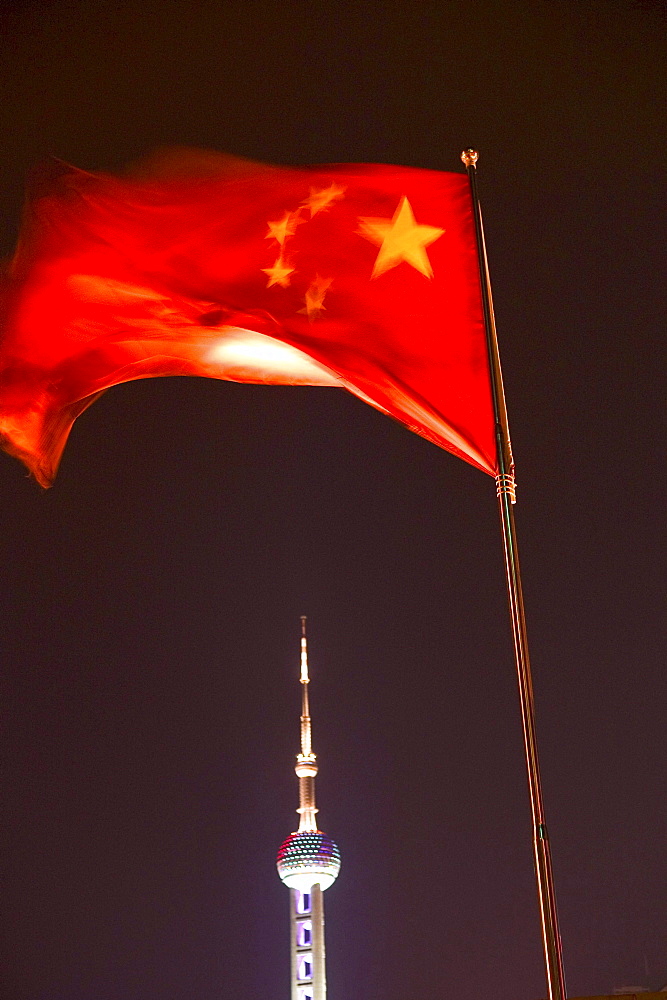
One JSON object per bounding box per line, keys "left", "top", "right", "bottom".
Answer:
{"left": 1, "top": 2, "right": 665, "bottom": 999}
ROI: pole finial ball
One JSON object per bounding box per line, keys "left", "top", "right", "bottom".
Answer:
{"left": 461, "top": 149, "right": 479, "bottom": 167}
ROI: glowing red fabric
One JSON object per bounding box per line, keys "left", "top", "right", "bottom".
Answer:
{"left": 0, "top": 151, "right": 496, "bottom": 486}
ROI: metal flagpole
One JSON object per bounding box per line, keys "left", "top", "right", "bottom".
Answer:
{"left": 461, "top": 148, "right": 567, "bottom": 1000}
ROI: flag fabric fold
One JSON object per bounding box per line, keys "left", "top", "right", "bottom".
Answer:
{"left": 0, "top": 150, "right": 496, "bottom": 486}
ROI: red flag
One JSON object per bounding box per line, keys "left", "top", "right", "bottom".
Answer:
{"left": 0, "top": 150, "right": 496, "bottom": 487}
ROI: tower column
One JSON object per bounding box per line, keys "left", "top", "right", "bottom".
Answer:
{"left": 289, "top": 889, "right": 299, "bottom": 1000}
{"left": 311, "top": 884, "right": 326, "bottom": 1000}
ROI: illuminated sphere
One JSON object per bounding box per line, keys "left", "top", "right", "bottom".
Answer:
{"left": 276, "top": 831, "right": 341, "bottom": 892}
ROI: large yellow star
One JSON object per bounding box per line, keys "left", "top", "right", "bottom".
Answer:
{"left": 299, "top": 275, "right": 333, "bottom": 319}
{"left": 262, "top": 257, "right": 294, "bottom": 288}
{"left": 357, "top": 196, "right": 444, "bottom": 278}
{"left": 302, "top": 183, "right": 346, "bottom": 217}
{"left": 265, "top": 211, "right": 304, "bottom": 245}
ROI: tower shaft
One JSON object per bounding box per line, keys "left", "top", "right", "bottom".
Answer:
{"left": 290, "top": 885, "right": 326, "bottom": 1000}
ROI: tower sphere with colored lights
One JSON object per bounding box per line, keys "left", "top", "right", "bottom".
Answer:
{"left": 276, "top": 618, "right": 340, "bottom": 1000}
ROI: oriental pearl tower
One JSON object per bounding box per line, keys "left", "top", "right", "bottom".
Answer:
{"left": 276, "top": 617, "right": 341, "bottom": 1000}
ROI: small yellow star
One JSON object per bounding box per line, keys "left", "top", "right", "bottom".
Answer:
{"left": 262, "top": 257, "right": 294, "bottom": 288}
{"left": 302, "top": 183, "right": 346, "bottom": 217}
{"left": 265, "top": 211, "right": 304, "bottom": 245}
{"left": 299, "top": 276, "right": 333, "bottom": 319}
{"left": 357, "top": 196, "right": 444, "bottom": 279}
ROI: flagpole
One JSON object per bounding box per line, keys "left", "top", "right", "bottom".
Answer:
{"left": 461, "top": 148, "right": 567, "bottom": 1000}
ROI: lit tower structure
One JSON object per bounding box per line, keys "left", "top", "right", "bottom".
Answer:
{"left": 276, "top": 617, "right": 341, "bottom": 1000}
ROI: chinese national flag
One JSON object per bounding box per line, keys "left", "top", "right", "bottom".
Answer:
{"left": 0, "top": 149, "right": 496, "bottom": 487}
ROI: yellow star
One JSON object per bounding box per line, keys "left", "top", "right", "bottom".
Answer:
{"left": 302, "top": 183, "right": 346, "bottom": 217}
{"left": 262, "top": 257, "right": 294, "bottom": 288}
{"left": 357, "top": 196, "right": 444, "bottom": 278}
{"left": 299, "top": 276, "right": 333, "bottom": 319}
{"left": 265, "top": 211, "right": 304, "bottom": 245}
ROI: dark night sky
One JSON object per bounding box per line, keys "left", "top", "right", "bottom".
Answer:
{"left": 1, "top": 2, "right": 665, "bottom": 999}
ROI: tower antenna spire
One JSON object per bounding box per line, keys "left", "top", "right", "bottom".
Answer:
{"left": 296, "top": 615, "right": 316, "bottom": 830}
{"left": 299, "top": 615, "right": 312, "bottom": 764}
